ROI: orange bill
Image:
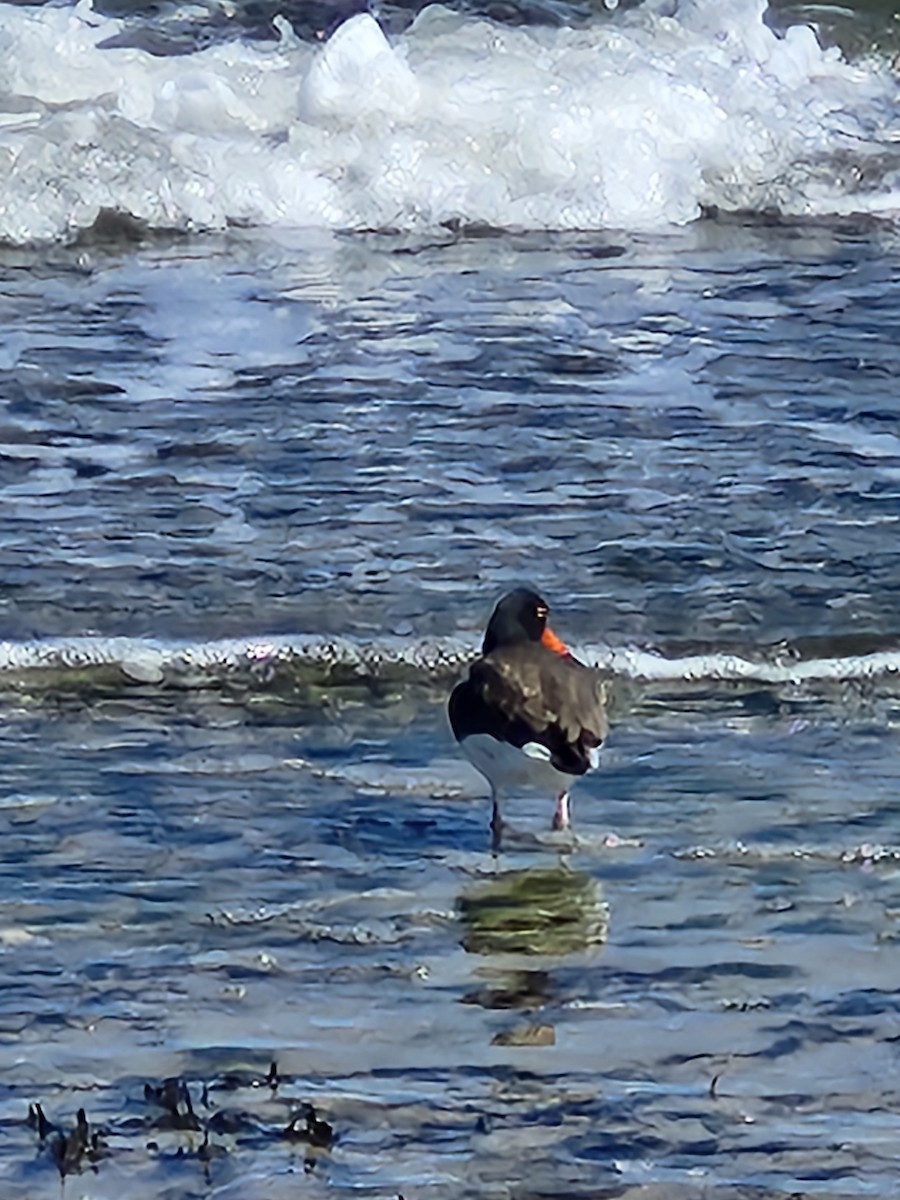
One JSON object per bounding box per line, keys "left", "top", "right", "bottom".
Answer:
{"left": 541, "top": 626, "right": 569, "bottom": 656}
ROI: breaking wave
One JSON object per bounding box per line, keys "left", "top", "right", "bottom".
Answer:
{"left": 0, "top": 0, "right": 899, "bottom": 242}
{"left": 4, "top": 632, "right": 900, "bottom": 696}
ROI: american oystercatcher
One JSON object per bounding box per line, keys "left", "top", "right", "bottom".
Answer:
{"left": 448, "top": 589, "right": 607, "bottom": 847}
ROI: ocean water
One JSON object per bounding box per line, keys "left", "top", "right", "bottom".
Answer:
{"left": 3, "top": 0, "right": 900, "bottom": 1196}
{"left": 1, "top": 0, "right": 899, "bottom": 241}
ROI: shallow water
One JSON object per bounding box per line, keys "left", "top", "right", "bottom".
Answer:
{"left": 2, "top": 0, "right": 900, "bottom": 1189}
{"left": 4, "top": 687, "right": 900, "bottom": 1197}
{"left": 3, "top": 220, "right": 900, "bottom": 648}
{"left": 3, "top": 212, "right": 900, "bottom": 1196}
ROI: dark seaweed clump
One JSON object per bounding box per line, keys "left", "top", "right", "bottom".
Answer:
{"left": 28, "top": 1060, "right": 334, "bottom": 1180}
{"left": 27, "top": 1103, "right": 108, "bottom": 1177}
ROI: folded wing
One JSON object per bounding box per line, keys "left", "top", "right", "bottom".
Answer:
{"left": 451, "top": 646, "right": 607, "bottom": 777}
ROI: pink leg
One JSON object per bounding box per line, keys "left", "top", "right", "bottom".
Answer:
{"left": 552, "top": 791, "right": 570, "bottom": 831}
{"left": 490, "top": 793, "right": 504, "bottom": 852}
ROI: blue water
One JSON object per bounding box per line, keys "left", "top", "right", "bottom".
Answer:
{"left": 2, "top": 0, "right": 900, "bottom": 1194}
{"left": 4, "top": 222, "right": 900, "bottom": 650}
{"left": 3, "top": 212, "right": 900, "bottom": 1199}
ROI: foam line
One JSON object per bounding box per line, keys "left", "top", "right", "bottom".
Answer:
{"left": 1, "top": 635, "right": 900, "bottom": 689}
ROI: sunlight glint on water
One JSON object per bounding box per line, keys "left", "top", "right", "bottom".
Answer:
{"left": 0, "top": 8, "right": 899, "bottom": 1190}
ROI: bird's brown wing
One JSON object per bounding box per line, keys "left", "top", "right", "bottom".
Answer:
{"left": 470, "top": 646, "right": 607, "bottom": 775}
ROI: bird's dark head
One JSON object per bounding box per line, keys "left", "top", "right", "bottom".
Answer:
{"left": 482, "top": 588, "right": 568, "bottom": 656}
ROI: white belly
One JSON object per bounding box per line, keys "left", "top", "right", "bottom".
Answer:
{"left": 459, "top": 733, "right": 578, "bottom": 798}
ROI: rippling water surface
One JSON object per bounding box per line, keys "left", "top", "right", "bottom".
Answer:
{"left": 5, "top": 221, "right": 900, "bottom": 645}
{"left": 4, "top": 101, "right": 900, "bottom": 1198}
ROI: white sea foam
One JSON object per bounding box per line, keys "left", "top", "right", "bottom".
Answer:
{"left": 0, "top": 0, "right": 897, "bottom": 241}
{"left": 2, "top": 634, "right": 900, "bottom": 691}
